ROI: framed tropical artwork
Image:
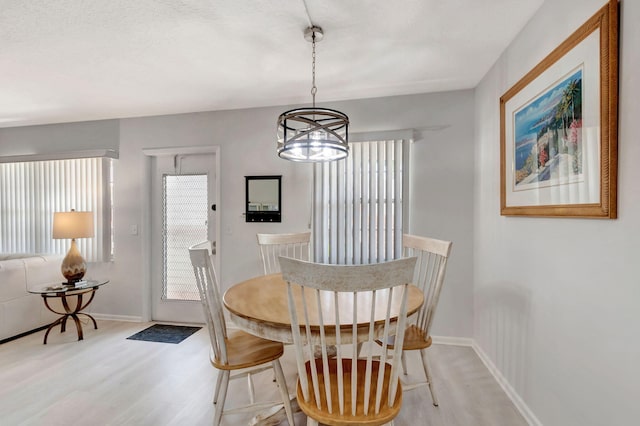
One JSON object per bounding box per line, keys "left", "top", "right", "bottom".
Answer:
{"left": 500, "top": 0, "right": 619, "bottom": 218}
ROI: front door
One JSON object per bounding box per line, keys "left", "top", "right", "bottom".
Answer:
{"left": 150, "top": 153, "right": 216, "bottom": 323}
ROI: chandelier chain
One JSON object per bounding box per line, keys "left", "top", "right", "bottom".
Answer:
{"left": 311, "top": 31, "right": 317, "bottom": 108}
{"left": 276, "top": 24, "right": 349, "bottom": 162}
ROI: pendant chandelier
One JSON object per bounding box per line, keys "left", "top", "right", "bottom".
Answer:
{"left": 277, "top": 26, "right": 349, "bottom": 162}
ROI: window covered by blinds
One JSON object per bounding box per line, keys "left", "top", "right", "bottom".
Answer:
{"left": 0, "top": 157, "right": 113, "bottom": 262}
{"left": 313, "top": 139, "right": 406, "bottom": 265}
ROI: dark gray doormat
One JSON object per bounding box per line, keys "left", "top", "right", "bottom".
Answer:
{"left": 126, "top": 324, "right": 202, "bottom": 344}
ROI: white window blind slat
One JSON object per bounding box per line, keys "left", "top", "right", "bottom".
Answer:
{"left": 336, "top": 158, "right": 345, "bottom": 264}
{"left": 353, "top": 142, "right": 362, "bottom": 264}
{"left": 345, "top": 146, "right": 354, "bottom": 265}
{"left": 362, "top": 142, "right": 370, "bottom": 264}
{"left": 385, "top": 140, "right": 394, "bottom": 259}
{"left": 369, "top": 143, "right": 377, "bottom": 264}
{"left": 314, "top": 139, "right": 406, "bottom": 265}
{"left": 394, "top": 141, "right": 404, "bottom": 253}
{"left": 377, "top": 140, "right": 385, "bottom": 262}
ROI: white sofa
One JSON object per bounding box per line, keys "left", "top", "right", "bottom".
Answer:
{"left": 0, "top": 254, "right": 64, "bottom": 341}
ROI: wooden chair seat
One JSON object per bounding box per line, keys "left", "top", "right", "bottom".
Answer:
{"left": 376, "top": 324, "right": 433, "bottom": 351}
{"left": 211, "top": 329, "right": 285, "bottom": 371}
{"left": 297, "top": 358, "right": 402, "bottom": 426}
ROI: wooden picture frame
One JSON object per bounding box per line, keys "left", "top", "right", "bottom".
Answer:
{"left": 500, "top": 1, "right": 618, "bottom": 218}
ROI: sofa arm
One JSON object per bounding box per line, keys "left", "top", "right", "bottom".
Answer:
{"left": 24, "top": 255, "right": 65, "bottom": 290}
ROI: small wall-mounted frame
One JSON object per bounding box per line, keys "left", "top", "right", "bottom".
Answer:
{"left": 245, "top": 175, "right": 282, "bottom": 222}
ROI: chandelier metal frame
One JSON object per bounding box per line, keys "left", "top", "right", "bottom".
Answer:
{"left": 277, "top": 26, "right": 349, "bottom": 162}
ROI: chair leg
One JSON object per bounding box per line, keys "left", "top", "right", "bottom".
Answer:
{"left": 213, "top": 371, "right": 224, "bottom": 405}
{"left": 214, "top": 370, "right": 230, "bottom": 426}
{"left": 419, "top": 349, "right": 438, "bottom": 406}
{"left": 401, "top": 350, "right": 408, "bottom": 376}
{"left": 272, "top": 359, "right": 295, "bottom": 426}
{"left": 306, "top": 417, "right": 319, "bottom": 426}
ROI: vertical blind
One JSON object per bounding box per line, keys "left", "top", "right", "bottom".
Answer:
{"left": 0, "top": 158, "right": 112, "bottom": 261}
{"left": 313, "top": 139, "right": 406, "bottom": 264}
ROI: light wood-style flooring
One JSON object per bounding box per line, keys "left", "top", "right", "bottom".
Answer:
{"left": 0, "top": 320, "right": 527, "bottom": 426}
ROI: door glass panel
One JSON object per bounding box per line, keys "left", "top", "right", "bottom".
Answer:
{"left": 162, "top": 174, "right": 208, "bottom": 301}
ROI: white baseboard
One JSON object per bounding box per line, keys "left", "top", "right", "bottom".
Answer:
{"left": 431, "top": 336, "right": 541, "bottom": 426}
{"left": 431, "top": 335, "right": 474, "bottom": 346}
{"left": 471, "top": 341, "right": 542, "bottom": 426}
{"left": 91, "top": 313, "right": 143, "bottom": 322}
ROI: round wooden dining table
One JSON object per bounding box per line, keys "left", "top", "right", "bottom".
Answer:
{"left": 223, "top": 273, "right": 424, "bottom": 344}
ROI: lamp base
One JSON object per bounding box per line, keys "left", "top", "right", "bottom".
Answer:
{"left": 61, "top": 239, "right": 87, "bottom": 284}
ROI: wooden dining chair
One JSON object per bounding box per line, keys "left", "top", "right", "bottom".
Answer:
{"left": 188, "top": 241, "right": 295, "bottom": 426}
{"left": 378, "top": 234, "right": 452, "bottom": 407}
{"left": 256, "top": 232, "right": 311, "bottom": 275}
{"left": 280, "top": 256, "right": 417, "bottom": 426}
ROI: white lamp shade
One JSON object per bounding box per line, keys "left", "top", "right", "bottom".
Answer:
{"left": 53, "top": 211, "right": 94, "bottom": 239}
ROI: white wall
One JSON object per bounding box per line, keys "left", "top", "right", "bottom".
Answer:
{"left": 474, "top": 1, "right": 640, "bottom": 425}
{"left": 0, "top": 90, "right": 475, "bottom": 337}
{"left": 0, "top": 120, "right": 119, "bottom": 155}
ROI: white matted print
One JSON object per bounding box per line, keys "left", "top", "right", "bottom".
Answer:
{"left": 500, "top": 1, "right": 618, "bottom": 218}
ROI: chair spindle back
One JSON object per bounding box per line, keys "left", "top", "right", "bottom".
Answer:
{"left": 257, "top": 232, "right": 311, "bottom": 275}
{"left": 189, "top": 241, "right": 229, "bottom": 365}
{"left": 402, "top": 234, "right": 452, "bottom": 338}
{"left": 280, "top": 256, "right": 417, "bottom": 419}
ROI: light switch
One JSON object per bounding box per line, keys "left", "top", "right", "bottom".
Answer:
{"left": 130, "top": 224, "right": 138, "bottom": 235}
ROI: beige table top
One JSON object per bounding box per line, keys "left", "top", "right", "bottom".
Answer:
{"left": 223, "top": 273, "right": 423, "bottom": 344}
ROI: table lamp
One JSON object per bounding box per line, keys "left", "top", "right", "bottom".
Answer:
{"left": 53, "top": 209, "right": 94, "bottom": 284}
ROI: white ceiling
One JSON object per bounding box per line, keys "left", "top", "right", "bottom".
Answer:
{"left": 0, "top": 0, "right": 543, "bottom": 128}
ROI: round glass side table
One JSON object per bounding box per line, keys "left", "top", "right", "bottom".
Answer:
{"left": 29, "top": 280, "right": 109, "bottom": 344}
